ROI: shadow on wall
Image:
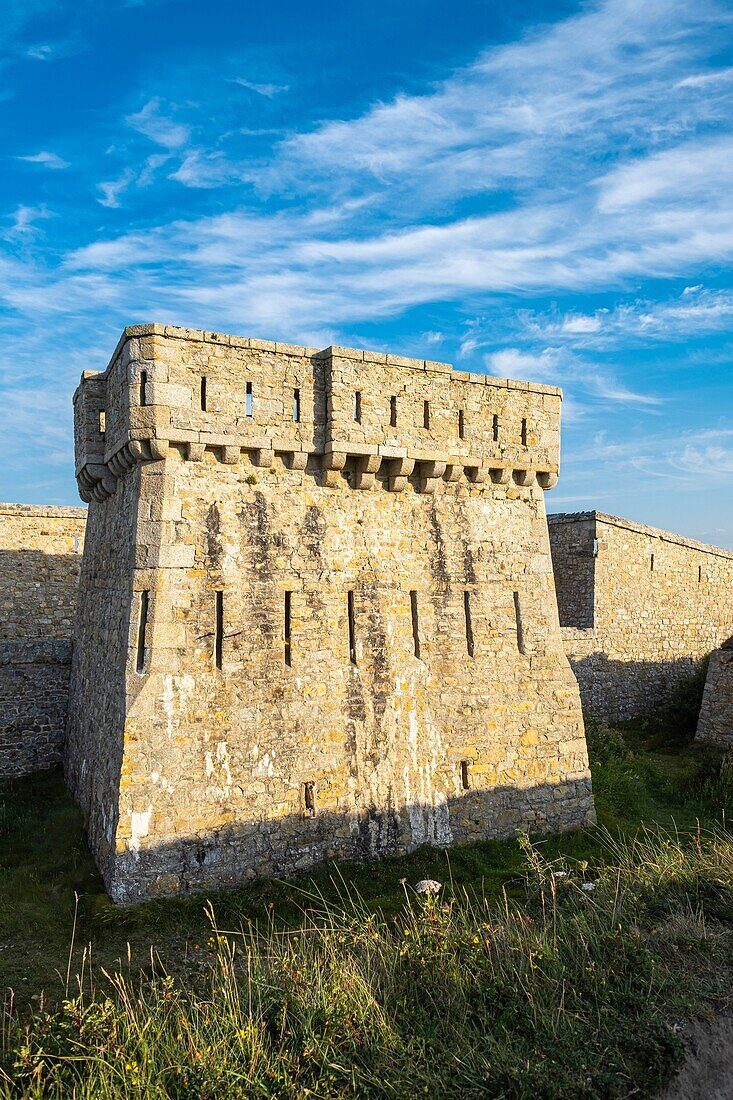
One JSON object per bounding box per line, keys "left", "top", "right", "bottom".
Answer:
{"left": 107, "top": 777, "right": 595, "bottom": 904}
{"left": 0, "top": 549, "right": 81, "bottom": 777}
{"left": 0, "top": 549, "right": 81, "bottom": 642}
{"left": 568, "top": 651, "right": 708, "bottom": 724}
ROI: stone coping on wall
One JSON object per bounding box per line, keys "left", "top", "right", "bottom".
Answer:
{"left": 0, "top": 502, "right": 87, "bottom": 519}
{"left": 548, "top": 510, "right": 733, "bottom": 562}
{"left": 98, "top": 323, "right": 563, "bottom": 399}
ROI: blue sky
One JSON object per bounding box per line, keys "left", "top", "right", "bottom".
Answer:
{"left": 2, "top": 0, "right": 733, "bottom": 545}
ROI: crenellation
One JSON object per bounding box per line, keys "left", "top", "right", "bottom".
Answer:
{"left": 74, "top": 329, "right": 561, "bottom": 508}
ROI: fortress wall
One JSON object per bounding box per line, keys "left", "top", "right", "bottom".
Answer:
{"left": 548, "top": 513, "right": 596, "bottom": 629}
{"left": 696, "top": 646, "right": 733, "bottom": 746}
{"left": 549, "top": 512, "right": 733, "bottom": 722}
{"left": 68, "top": 325, "right": 593, "bottom": 903}
{"left": 0, "top": 503, "right": 86, "bottom": 776}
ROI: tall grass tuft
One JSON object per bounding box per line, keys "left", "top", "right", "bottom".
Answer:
{"left": 4, "top": 826, "right": 733, "bottom": 1099}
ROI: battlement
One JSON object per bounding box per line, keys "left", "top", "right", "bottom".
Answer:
{"left": 74, "top": 324, "right": 562, "bottom": 502}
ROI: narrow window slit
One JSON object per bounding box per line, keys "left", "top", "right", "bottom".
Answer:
{"left": 521, "top": 418, "right": 528, "bottom": 447}
{"left": 650, "top": 553, "right": 655, "bottom": 572}
{"left": 698, "top": 564, "right": 702, "bottom": 584}
{"left": 423, "top": 400, "right": 430, "bottom": 429}
{"left": 513, "top": 590, "right": 525, "bottom": 654}
{"left": 136, "top": 590, "right": 149, "bottom": 674}
{"left": 410, "top": 590, "right": 421, "bottom": 659}
{"left": 200, "top": 376, "right": 207, "bottom": 412}
{"left": 460, "top": 759, "right": 470, "bottom": 791}
{"left": 139, "top": 370, "right": 148, "bottom": 407}
{"left": 302, "top": 781, "right": 316, "bottom": 816}
{"left": 354, "top": 391, "right": 362, "bottom": 422}
{"left": 492, "top": 414, "right": 499, "bottom": 442}
{"left": 293, "top": 388, "right": 301, "bottom": 422}
{"left": 284, "top": 591, "right": 292, "bottom": 666}
{"left": 99, "top": 410, "right": 106, "bottom": 435}
{"left": 463, "top": 590, "right": 475, "bottom": 657}
{"left": 245, "top": 381, "right": 253, "bottom": 417}
{"left": 347, "top": 590, "right": 357, "bottom": 665}
{"left": 214, "top": 590, "right": 223, "bottom": 670}
{"left": 390, "top": 396, "right": 397, "bottom": 427}
{"left": 458, "top": 409, "right": 465, "bottom": 440}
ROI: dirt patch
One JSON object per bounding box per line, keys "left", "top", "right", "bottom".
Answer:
{"left": 664, "top": 1017, "right": 733, "bottom": 1100}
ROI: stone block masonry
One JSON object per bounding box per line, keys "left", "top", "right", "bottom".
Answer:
{"left": 0, "top": 503, "right": 86, "bottom": 776}
{"left": 66, "top": 324, "right": 595, "bottom": 904}
{"left": 549, "top": 512, "right": 733, "bottom": 723}
{"left": 696, "top": 641, "right": 733, "bottom": 746}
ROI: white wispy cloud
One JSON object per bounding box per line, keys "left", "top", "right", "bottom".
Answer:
{"left": 521, "top": 288, "right": 733, "bottom": 346}
{"left": 15, "top": 150, "right": 69, "bottom": 169}
{"left": 3, "top": 204, "right": 53, "bottom": 239}
{"left": 96, "top": 171, "right": 135, "bottom": 208}
{"left": 233, "top": 77, "right": 289, "bottom": 98}
{"left": 484, "top": 347, "right": 662, "bottom": 409}
{"left": 126, "top": 97, "right": 191, "bottom": 149}
{"left": 675, "top": 66, "right": 733, "bottom": 89}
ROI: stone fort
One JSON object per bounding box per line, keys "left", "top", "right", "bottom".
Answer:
{"left": 64, "top": 324, "right": 595, "bottom": 903}
{"left": 0, "top": 324, "right": 730, "bottom": 903}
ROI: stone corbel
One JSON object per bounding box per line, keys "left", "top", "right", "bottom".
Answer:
{"left": 490, "top": 467, "right": 512, "bottom": 485}
{"left": 417, "top": 460, "right": 446, "bottom": 494}
{"left": 537, "top": 471, "right": 558, "bottom": 490}
{"left": 444, "top": 464, "right": 462, "bottom": 483}
{"left": 387, "top": 456, "right": 415, "bottom": 492}
{"left": 187, "top": 442, "right": 206, "bottom": 462}
{"left": 322, "top": 450, "right": 347, "bottom": 487}
{"left": 286, "top": 451, "right": 309, "bottom": 471}
{"left": 150, "top": 439, "right": 170, "bottom": 462}
{"left": 251, "top": 447, "right": 275, "bottom": 468}
{"left": 222, "top": 445, "right": 241, "bottom": 465}
{"left": 83, "top": 463, "right": 117, "bottom": 497}
{"left": 466, "top": 465, "right": 488, "bottom": 484}
{"left": 353, "top": 453, "right": 381, "bottom": 490}
{"left": 513, "top": 469, "right": 536, "bottom": 487}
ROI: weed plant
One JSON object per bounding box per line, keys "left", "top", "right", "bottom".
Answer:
{"left": 2, "top": 697, "right": 733, "bottom": 1098}
{"left": 5, "top": 825, "right": 733, "bottom": 1099}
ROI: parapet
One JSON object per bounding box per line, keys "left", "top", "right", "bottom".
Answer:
{"left": 74, "top": 324, "right": 563, "bottom": 502}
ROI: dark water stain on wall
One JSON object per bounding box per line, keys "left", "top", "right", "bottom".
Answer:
{"left": 300, "top": 505, "right": 326, "bottom": 561}
{"left": 205, "top": 503, "right": 222, "bottom": 567}
{"left": 427, "top": 503, "right": 450, "bottom": 585}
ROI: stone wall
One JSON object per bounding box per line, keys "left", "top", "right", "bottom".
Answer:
{"left": 696, "top": 643, "right": 733, "bottom": 746}
{"left": 549, "top": 512, "right": 733, "bottom": 722}
{"left": 0, "top": 503, "right": 86, "bottom": 776}
{"left": 67, "top": 324, "right": 594, "bottom": 903}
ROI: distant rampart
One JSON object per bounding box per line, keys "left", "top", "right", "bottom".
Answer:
{"left": 0, "top": 503, "right": 86, "bottom": 776}
{"left": 549, "top": 511, "right": 733, "bottom": 722}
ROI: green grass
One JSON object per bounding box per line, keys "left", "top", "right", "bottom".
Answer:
{"left": 1, "top": 701, "right": 733, "bottom": 1097}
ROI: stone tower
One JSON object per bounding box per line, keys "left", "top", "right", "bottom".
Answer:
{"left": 66, "top": 324, "right": 594, "bottom": 903}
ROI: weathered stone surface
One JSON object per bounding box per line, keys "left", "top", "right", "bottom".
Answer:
{"left": 549, "top": 511, "right": 733, "bottom": 722}
{"left": 696, "top": 643, "right": 733, "bottom": 745}
{"left": 66, "top": 325, "right": 594, "bottom": 904}
{"left": 0, "top": 503, "right": 86, "bottom": 776}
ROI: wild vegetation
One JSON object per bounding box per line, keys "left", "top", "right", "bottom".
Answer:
{"left": 1, "top": 677, "right": 732, "bottom": 1097}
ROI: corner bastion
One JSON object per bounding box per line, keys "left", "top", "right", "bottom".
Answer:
{"left": 66, "top": 324, "right": 594, "bottom": 903}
